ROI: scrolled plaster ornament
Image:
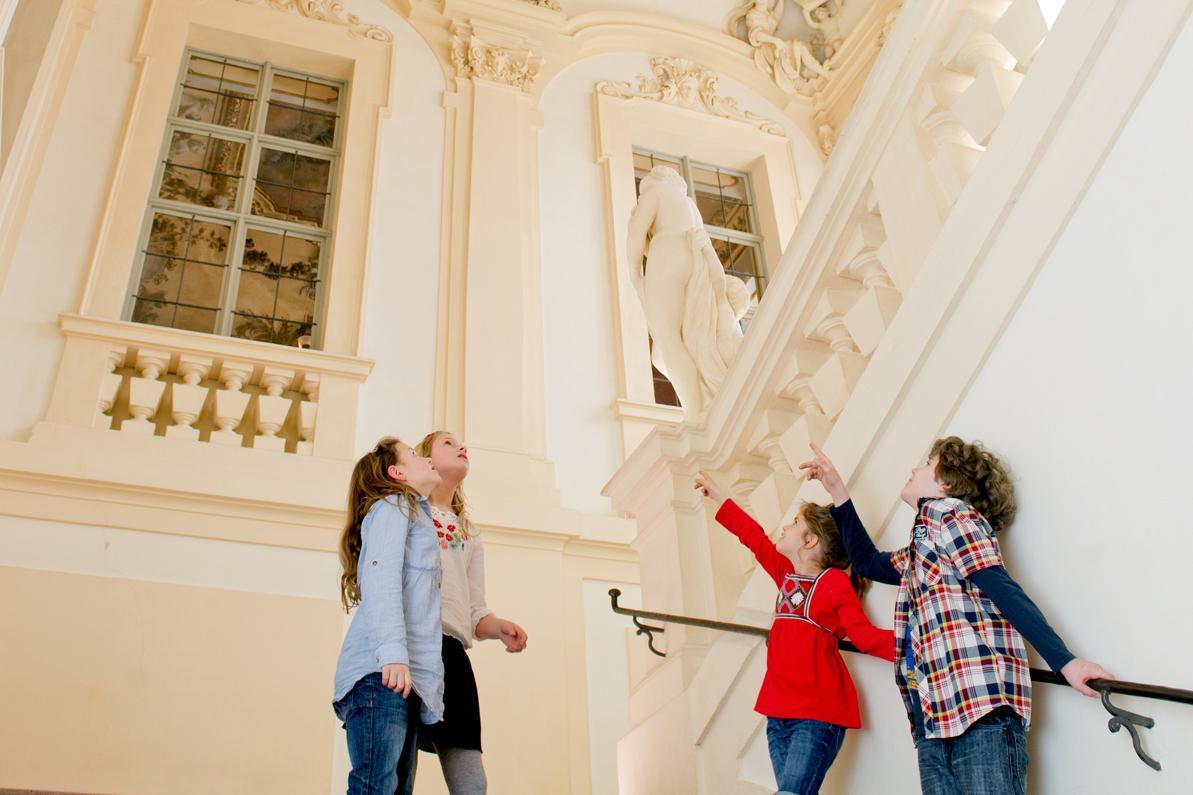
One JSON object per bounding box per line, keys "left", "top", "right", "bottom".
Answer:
{"left": 524, "top": 0, "right": 561, "bottom": 9}
{"left": 595, "top": 57, "right": 785, "bottom": 136}
{"left": 451, "top": 25, "right": 543, "bottom": 91}
{"left": 235, "top": 0, "right": 393, "bottom": 42}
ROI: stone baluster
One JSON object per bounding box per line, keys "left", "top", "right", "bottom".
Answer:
{"left": 95, "top": 345, "right": 127, "bottom": 430}
{"left": 122, "top": 349, "right": 170, "bottom": 435}
{"left": 776, "top": 347, "right": 833, "bottom": 473}
{"left": 254, "top": 366, "right": 295, "bottom": 452}
{"left": 211, "top": 361, "right": 253, "bottom": 447}
{"left": 296, "top": 373, "right": 320, "bottom": 456}
{"left": 993, "top": 0, "right": 1052, "bottom": 69}
{"left": 803, "top": 289, "right": 867, "bottom": 418}
{"left": 837, "top": 211, "right": 903, "bottom": 356}
{"left": 942, "top": 4, "right": 1024, "bottom": 146}
{"left": 166, "top": 354, "right": 213, "bottom": 441}
{"left": 914, "top": 74, "right": 986, "bottom": 207}
{"left": 747, "top": 410, "right": 799, "bottom": 530}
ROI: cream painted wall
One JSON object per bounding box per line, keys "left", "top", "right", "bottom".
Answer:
{"left": 351, "top": 0, "right": 445, "bottom": 451}
{"left": 825, "top": 13, "right": 1193, "bottom": 794}
{"left": 538, "top": 51, "right": 822, "bottom": 515}
{"left": 1, "top": 0, "right": 65, "bottom": 163}
{"left": 0, "top": 516, "right": 345, "bottom": 795}
{"left": 0, "top": 0, "right": 141, "bottom": 441}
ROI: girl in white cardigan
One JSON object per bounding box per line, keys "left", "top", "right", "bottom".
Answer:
{"left": 415, "top": 431, "right": 529, "bottom": 794}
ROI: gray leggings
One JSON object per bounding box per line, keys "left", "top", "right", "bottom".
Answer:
{"left": 437, "top": 746, "right": 487, "bottom": 794}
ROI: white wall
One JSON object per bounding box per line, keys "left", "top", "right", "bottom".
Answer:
{"left": 538, "top": 51, "right": 822, "bottom": 515}
{"left": 350, "top": 0, "right": 445, "bottom": 453}
{"left": 835, "top": 13, "right": 1193, "bottom": 793}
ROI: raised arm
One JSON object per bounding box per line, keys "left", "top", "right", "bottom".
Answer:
{"left": 799, "top": 443, "right": 902, "bottom": 585}
{"left": 695, "top": 471, "right": 791, "bottom": 584}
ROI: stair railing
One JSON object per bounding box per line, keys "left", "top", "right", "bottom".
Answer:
{"left": 609, "top": 588, "right": 1193, "bottom": 771}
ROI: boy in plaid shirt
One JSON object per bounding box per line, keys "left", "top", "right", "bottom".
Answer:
{"left": 801, "top": 438, "right": 1110, "bottom": 795}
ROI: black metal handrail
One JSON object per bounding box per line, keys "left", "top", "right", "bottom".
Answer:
{"left": 609, "top": 588, "right": 1193, "bottom": 771}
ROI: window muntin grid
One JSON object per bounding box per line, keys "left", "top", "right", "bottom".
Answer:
{"left": 125, "top": 50, "right": 343, "bottom": 349}
{"left": 632, "top": 149, "right": 767, "bottom": 406}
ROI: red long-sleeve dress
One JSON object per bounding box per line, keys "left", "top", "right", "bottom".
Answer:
{"left": 715, "top": 499, "right": 895, "bottom": 727}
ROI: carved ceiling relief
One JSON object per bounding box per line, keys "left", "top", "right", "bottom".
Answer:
{"left": 723, "top": 0, "right": 847, "bottom": 96}
{"left": 596, "top": 57, "right": 785, "bottom": 136}
{"left": 235, "top": 0, "right": 393, "bottom": 42}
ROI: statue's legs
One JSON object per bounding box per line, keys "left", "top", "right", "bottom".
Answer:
{"left": 641, "top": 282, "right": 703, "bottom": 413}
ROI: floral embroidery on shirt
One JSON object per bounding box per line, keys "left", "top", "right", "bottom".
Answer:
{"left": 430, "top": 507, "right": 470, "bottom": 551}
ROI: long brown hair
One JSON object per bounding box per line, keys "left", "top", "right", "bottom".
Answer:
{"left": 931, "top": 436, "right": 1017, "bottom": 533}
{"left": 338, "top": 436, "right": 423, "bottom": 612}
{"left": 416, "top": 430, "right": 473, "bottom": 536}
{"left": 800, "top": 502, "right": 867, "bottom": 596}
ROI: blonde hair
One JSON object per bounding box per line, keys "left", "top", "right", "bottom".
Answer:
{"left": 338, "top": 436, "right": 423, "bottom": 612}
{"left": 416, "top": 430, "right": 474, "bottom": 536}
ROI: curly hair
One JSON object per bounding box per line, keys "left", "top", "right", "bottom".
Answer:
{"left": 930, "top": 436, "right": 1017, "bottom": 533}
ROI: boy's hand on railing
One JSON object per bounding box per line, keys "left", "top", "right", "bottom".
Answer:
{"left": 381, "top": 663, "right": 413, "bottom": 697}
{"left": 1061, "top": 658, "right": 1114, "bottom": 697}
{"left": 694, "top": 471, "right": 728, "bottom": 506}
{"left": 799, "top": 443, "right": 850, "bottom": 506}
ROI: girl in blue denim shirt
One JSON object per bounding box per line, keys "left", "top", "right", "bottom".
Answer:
{"left": 333, "top": 437, "right": 446, "bottom": 795}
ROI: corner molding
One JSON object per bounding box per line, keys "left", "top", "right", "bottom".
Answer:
{"left": 595, "top": 57, "right": 785, "bottom": 136}
{"left": 234, "top": 0, "right": 394, "bottom": 43}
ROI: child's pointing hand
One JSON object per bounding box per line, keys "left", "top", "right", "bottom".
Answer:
{"left": 799, "top": 443, "right": 849, "bottom": 506}
{"left": 694, "top": 471, "right": 728, "bottom": 505}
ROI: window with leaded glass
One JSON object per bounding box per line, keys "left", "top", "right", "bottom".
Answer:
{"left": 125, "top": 51, "right": 343, "bottom": 348}
{"left": 632, "top": 149, "right": 767, "bottom": 406}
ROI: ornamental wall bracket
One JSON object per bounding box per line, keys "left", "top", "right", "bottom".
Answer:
{"left": 595, "top": 57, "right": 785, "bottom": 136}
{"left": 450, "top": 22, "right": 544, "bottom": 91}
{"left": 723, "top": 0, "right": 846, "bottom": 96}
{"left": 235, "top": 0, "right": 393, "bottom": 43}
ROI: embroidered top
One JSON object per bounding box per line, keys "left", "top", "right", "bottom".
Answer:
{"left": 715, "top": 500, "right": 894, "bottom": 727}
{"left": 334, "top": 495, "right": 445, "bottom": 724}
{"left": 430, "top": 505, "right": 492, "bottom": 648}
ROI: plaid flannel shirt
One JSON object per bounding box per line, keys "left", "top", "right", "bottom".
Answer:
{"left": 890, "top": 497, "right": 1031, "bottom": 739}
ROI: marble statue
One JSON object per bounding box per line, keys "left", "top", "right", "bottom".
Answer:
{"left": 626, "top": 165, "right": 751, "bottom": 416}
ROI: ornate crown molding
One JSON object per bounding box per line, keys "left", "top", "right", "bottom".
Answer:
{"left": 450, "top": 23, "right": 543, "bottom": 91}
{"left": 235, "top": 0, "right": 393, "bottom": 42}
{"left": 723, "top": 0, "right": 846, "bottom": 96}
{"left": 595, "top": 57, "right": 785, "bottom": 136}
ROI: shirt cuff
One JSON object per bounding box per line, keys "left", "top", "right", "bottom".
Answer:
{"left": 375, "top": 642, "right": 409, "bottom": 667}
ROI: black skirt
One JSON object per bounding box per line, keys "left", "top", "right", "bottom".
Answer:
{"left": 419, "top": 634, "right": 483, "bottom": 753}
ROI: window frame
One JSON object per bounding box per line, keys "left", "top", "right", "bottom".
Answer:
{"left": 122, "top": 49, "right": 345, "bottom": 350}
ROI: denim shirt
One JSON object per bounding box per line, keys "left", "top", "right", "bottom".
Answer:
{"left": 333, "top": 494, "right": 445, "bottom": 724}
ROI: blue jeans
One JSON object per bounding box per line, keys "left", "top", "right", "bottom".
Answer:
{"left": 909, "top": 697, "right": 1028, "bottom": 795}
{"left": 765, "top": 717, "right": 847, "bottom": 795}
{"left": 334, "top": 673, "right": 422, "bottom": 795}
